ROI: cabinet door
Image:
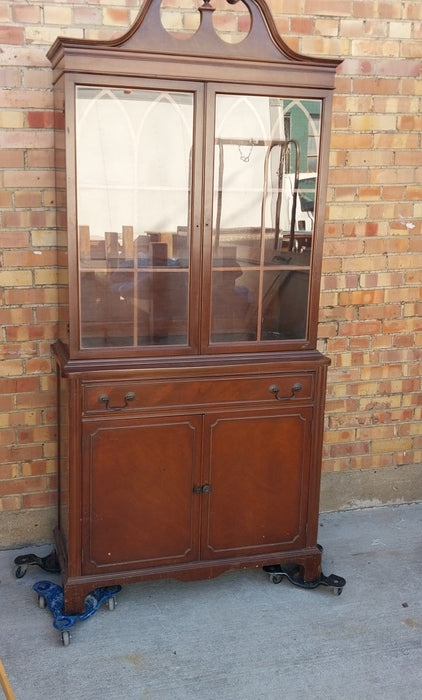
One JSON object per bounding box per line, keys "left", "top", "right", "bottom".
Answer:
{"left": 81, "top": 415, "right": 202, "bottom": 573}
{"left": 75, "top": 83, "right": 202, "bottom": 355}
{"left": 202, "top": 90, "right": 323, "bottom": 353}
{"left": 201, "top": 408, "right": 312, "bottom": 560}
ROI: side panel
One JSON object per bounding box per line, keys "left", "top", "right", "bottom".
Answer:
{"left": 56, "top": 368, "right": 69, "bottom": 544}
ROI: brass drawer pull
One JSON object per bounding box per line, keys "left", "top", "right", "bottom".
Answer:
{"left": 99, "top": 391, "right": 135, "bottom": 411}
{"left": 269, "top": 383, "right": 302, "bottom": 401}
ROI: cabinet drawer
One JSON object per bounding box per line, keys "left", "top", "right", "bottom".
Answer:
{"left": 83, "top": 372, "right": 314, "bottom": 414}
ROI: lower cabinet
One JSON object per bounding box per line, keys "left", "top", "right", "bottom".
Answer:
{"left": 82, "top": 407, "right": 312, "bottom": 575}
{"left": 55, "top": 357, "right": 328, "bottom": 613}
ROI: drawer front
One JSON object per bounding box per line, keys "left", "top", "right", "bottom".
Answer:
{"left": 83, "top": 372, "right": 315, "bottom": 414}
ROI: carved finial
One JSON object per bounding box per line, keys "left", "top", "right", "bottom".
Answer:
{"left": 199, "top": 0, "right": 215, "bottom": 16}
{"left": 199, "top": 0, "right": 241, "bottom": 12}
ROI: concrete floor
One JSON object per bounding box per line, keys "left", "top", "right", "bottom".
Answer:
{"left": 1, "top": 503, "right": 421, "bottom": 700}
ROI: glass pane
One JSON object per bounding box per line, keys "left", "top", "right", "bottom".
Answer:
{"left": 80, "top": 270, "right": 134, "bottom": 347}
{"left": 76, "top": 87, "right": 193, "bottom": 348}
{"left": 211, "top": 94, "right": 321, "bottom": 343}
{"left": 211, "top": 266, "right": 259, "bottom": 341}
{"left": 262, "top": 269, "right": 309, "bottom": 340}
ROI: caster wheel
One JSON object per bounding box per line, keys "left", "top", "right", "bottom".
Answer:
{"left": 61, "top": 630, "right": 71, "bottom": 647}
{"left": 38, "top": 595, "right": 46, "bottom": 609}
{"left": 332, "top": 587, "right": 342, "bottom": 596}
{"left": 106, "top": 596, "right": 117, "bottom": 611}
{"left": 270, "top": 573, "right": 283, "bottom": 585}
{"left": 15, "top": 565, "right": 27, "bottom": 579}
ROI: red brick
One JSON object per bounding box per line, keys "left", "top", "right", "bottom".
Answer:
{"left": 14, "top": 191, "right": 43, "bottom": 208}
{"left": 0, "top": 68, "right": 21, "bottom": 88}
{"left": 2, "top": 250, "right": 57, "bottom": 267}
{"left": 5, "top": 325, "right": 55, "bottom": 342}
{"left": 15, "top": 392, "right": 55, "bottom": 410}
{"left": 22, "top": 491, "right": 57, "bottom": 509}
{"left": 3, "top": 170, "right": 55, "bottom": 189}
{"left": 17, "top": 426, "right": 56, "bottom": 444}
{"left": 27, "top": 150, "right": 55, "bottom": 168}
{"left": 0, "top": 191, "right": 13, "bottom": 208}
{"left": 304, "top": 0, "right": 352, "bottom": 16}
{"left": 398, "top": 114, "right": 422, "bottom": 130}
{"left": 0, "top": 496, "right": 22, "bottom": 511}
{"left": 26, "top": 111, "right": 55, "bottom": 129}
{"left": 330, "top": 441, "right": 371, "bottom": 458}
{"left": 25, "top": 358, "right": 55, "bottom": 375}
{"left": 0, "top": 26, "right": 24, "bottom": 44}
{"left": 0, "top": 130, "right": 53, "bottom": 149}
{"left": 0, "top": 476, "right": 45, "bottom": 495}
{"left": 291, "top": 17, "right": 314, "bottom": 34}
{"left": 352, "top": 76, "right": 400, "bottom": 93}
{"left": 0, "top": 305, "right": 34, "bottom": 324}
{"left": 238, "top": 13, "right": 251, "bottom": 34}
{"left": 103, "top": 8, "right": 130, "bottom": 26}
{"left": 22, "top": 461, "right": 50, "bottom": 477}
{"left": 359, "top": 304, "right": 401, "bottom": 321}
{"left": 12, "top": 5, "right": 41, "bottom": 24}
{"left": 339, "top": 320, "right": 383, "bottom": 336}
{"left": 4, "top": 288, "right": 57, "bottom": 305}
{"left": 0, "top": 150, "right": 25, "bottom": 168}
{"left": 73, "top": 6, "right": 102, "bottom": 25}
{"left": 339, "top": 289, "right": 385, "bottom": 306}
{"left": 0, "top": 232, "right": 30, "bottom": 248}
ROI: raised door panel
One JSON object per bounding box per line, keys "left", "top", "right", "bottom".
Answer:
{"left": 81, "top": 414, "right": 202, "bottom": 573}
{"left": 201, "top": 408, "right": 312, "bottom": 560}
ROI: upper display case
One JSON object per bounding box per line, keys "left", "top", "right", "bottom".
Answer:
{"left": 48, "top": 0, "right": 340, "bottom": 361}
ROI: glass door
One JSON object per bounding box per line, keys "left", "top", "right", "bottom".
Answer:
{"left": 75, "top": 85, "right": 195, "bottom": 350}
{"left": 206, "top": 92, "right": 322, "bottom": 348}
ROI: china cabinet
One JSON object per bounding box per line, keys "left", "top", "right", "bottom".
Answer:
{"left": 46, "top": 0, "right": 344, "bottom": 614}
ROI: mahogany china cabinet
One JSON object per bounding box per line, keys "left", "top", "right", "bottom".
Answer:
{"left": 46, "top": 0, "right": 345, "bottom": 614}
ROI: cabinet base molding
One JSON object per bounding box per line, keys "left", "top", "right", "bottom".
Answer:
{"left": 31, "top": 537, "right": 344, "bottom": 614}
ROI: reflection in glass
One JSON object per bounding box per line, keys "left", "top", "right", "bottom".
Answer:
{"left": 211, "top": 266, "right": 259, "bottom": 341}
{"left": 76, "top": 87, "right": 193, "bottom": 348}
{"left": 211, "top": 94, "right": 321, "bottom": 344}
{"left": 262, "top": 269, "right": 309, "bottom": 340}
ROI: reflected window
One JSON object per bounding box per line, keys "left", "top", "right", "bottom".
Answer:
{"left": 75, "top": 87, "right": 193, "bottom": 348}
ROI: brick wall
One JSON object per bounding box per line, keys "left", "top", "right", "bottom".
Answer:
{"left": 1, "top": 0, "right": 421, "bottom": 545}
